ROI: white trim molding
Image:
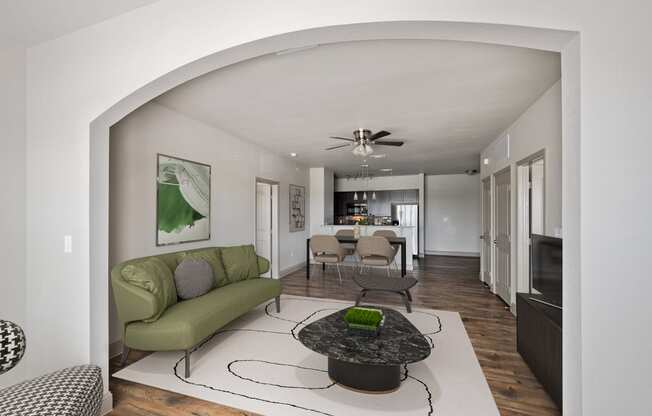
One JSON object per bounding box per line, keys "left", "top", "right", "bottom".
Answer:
{"left": 425, "top": 250, "right": 480, "bottom": 258}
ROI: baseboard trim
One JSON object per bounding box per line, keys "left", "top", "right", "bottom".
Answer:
{"left": 280, "top": 261, "right": 306, "bottom": 277}
{"left": 425, "top": 250, "right": 480, "bottom": 258}
{"left": 101, "top": 391, "right": 113, "bottom": 415}
{"left": 109, "top": 340, "right": 123, "bottom": 359}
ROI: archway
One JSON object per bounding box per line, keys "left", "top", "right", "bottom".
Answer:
{"left": 89, "top": 21, "right": 579, "bottom": 412}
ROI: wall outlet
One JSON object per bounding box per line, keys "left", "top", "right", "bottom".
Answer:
{"left": 64, "top": 235, "right": 73, "bottom": 253}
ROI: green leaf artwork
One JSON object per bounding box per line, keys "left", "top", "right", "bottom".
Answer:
{"left": 157, "top": 154, "right": 211, "bottom": 245}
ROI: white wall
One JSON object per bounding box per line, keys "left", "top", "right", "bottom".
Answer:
{"left": 480, "top": 81, "right": 561, "bottom": 306}
{"left": 21, "top": 2, "right": 652, "bottom": 415}
{"left": 108, "top": 101, "right": 309, "bottom": 344}
{"left": 425, "top": 174, "right": 481, "bottom": 256}
{"left": 0, "top": 42, "right": 26, "bottom": 388}
{"left": 481, "top": 80, "right": 562, "bottom": 236}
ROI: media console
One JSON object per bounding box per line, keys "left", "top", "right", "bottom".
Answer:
{"left": 516, "top": 292, "right": 562, "bottom": 410}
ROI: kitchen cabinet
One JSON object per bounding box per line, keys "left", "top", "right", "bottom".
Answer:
{"left": 334, "top": 189, "right": 418, "bottom": 219}
{"left": 404, "top": 189, "right": 418, "bottom": 203}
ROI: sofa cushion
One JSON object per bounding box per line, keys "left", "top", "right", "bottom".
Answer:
{"left": 174, "top": 259, "right": 214, "bottom": 300}
{"left": 121, "top": 257, "right": 177, "bottom": 322}
{"left": 179, "top": 248, "right": 228, "bottom": 287}
{"left": 221, "top": 245, "right": 259, "bottom": 283}
{"left": 124, "top": 278, "right": 282, "bottom": 351}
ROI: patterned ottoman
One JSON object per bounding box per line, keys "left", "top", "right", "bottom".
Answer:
{"left": 0, "top": 365, "right": 103, "bottom": 416}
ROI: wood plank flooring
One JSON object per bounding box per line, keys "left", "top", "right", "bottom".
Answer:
{"left": 109, "top": 255, "right": 560, "bottom": 416}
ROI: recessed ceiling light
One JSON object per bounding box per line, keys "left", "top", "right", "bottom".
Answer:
{"left": 483, "top": 158, "right": 490, "bottom": 165}
{"left": 379, "top": 168, "right": 393, "bottom": 172}
{"left": 360, "top": 164, "right": 369, "bottom": 168}
{"left": 370, "top": 154, "right": 386, "bottom": 159}
{"left": 290, "top": 153, "right": 297, "bottom": 157}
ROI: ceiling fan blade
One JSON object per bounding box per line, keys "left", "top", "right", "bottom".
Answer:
{"left": 374, "top": 140, "right": 404, "bottom": 147}
{"left": 368, "top": 130, "right": 391, "bottom": 142}
{"left": 325, "top": 144, "right": 351, "bottom": 151}
{"left": 329, "top": 136, "right": 355, "bottom": 142}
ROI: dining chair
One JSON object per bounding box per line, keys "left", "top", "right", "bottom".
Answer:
{"left": 335, "top": 229, "right": 358, "bottom": 269}
{"left": 309, "top": 235, "right": 346, "bottom": 284}
{"left": 373, "top": 229, "right": 399, "bottom": 268}
{"left": 356, "top": 236, "right": 399, "bottom": 277}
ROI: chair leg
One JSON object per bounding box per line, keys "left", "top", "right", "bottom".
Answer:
{"left": 275, "top": 295, "right": 281, "bottom": 313}
{"left": 405, "top": 290, "right": 413, "bottom": 301}
{"left": 185, "top": 349, "right": 191, "bottom": 378}
{"left": 336, "top": 263, "right": 343, "bottom": 285}
{"left": 120, "top": 344, "right": 130, "bottom": 367}
{"left": 355, "top": 289, "right": 366, "bottom": 306}
{"left": 386, "top": 265, "right": 391, "bottom": 278}
{"left": 398, "top": 291, "right": 412, "bottom": 313}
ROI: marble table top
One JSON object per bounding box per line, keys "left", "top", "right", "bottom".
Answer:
{"left": 298, "top": 307, "right": 431, "bottom": 366}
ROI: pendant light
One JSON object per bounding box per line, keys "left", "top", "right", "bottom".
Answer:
{"left": 363, "top": 192, "right": 367, "bottom": 200}
{"left": 354, "top": 192, "right": 358, "bottom": 201}
{"left": 372, "top": 192, "right": 377, "bottom": 200}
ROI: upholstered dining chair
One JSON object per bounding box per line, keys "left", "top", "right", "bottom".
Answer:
{"left": 372, "top": 229, "right": 397, "bottom": 238}
{"left": 356, "top": 236, "right": 399, "bottom": 277}
{"left": 309, "top": 235, "right": 346, "bottom": 284}
{"left": 335, "top": 229, "right": 359, "bottom": 269}
{"left": 373, "top": 229, "right": 399, "bottom": 263}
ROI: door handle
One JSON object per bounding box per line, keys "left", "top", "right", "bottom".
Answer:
{"left": 493, "top": 239, "right": 498, "bottom": 244}
{"left": 480, "top": 235, "right": 484, "bottom": 240}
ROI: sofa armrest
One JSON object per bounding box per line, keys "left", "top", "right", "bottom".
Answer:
{"left": 110, "top": 266, "right": 159, "bottom": 327}
{"left": 257, "top": 255, "right": 270, "bottom": 276}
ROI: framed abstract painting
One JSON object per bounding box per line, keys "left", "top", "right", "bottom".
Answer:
{"left": 289, "top": 184, "right": 305, "bottom": 232}
{"left": 157, "top": 154, "right": 211, "bottom": 246}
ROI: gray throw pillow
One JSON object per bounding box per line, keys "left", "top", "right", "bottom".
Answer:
{"left": 174, "top": 259, "right": 214, "bottom": 300}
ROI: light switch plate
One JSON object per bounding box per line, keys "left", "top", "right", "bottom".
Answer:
{"left": 64, "top": 235, "right": 72, "bottom": 253}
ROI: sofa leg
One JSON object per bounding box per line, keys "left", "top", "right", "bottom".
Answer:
{"left": 185, "top": 350, "right": 191, "bottom": 378}
{"left": 275, "top": 295, "right": 281, "bottom": 313}
{"left": 120, "top": 344, "right": 130, "bottom": 367}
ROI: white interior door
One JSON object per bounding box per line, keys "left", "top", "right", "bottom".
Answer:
{"left": 493, "top": 168, "right": 511, "bottom": 304}
{"left": 256, "top": 182, "right": 272, "bottom": 277}
{"left": 517, "top": 156, "right": 545, "bottom": 295}
{"left": 481, "top": 178, "right": 492, "bottom": 284}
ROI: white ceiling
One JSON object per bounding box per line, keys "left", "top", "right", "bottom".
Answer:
{"left": 156, "top": 39, "right": 560, "bottom": 177}
{"left": 0, "top": 0, "right": 159, "bottom": 46}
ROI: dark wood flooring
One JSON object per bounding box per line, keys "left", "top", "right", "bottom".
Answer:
{"left": 109, "top": 255, "right": 561, "bottom": 416}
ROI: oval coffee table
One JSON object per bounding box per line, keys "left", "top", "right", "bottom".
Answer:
{"left": 298, "top": 307, "right": 430, "bottom": 392}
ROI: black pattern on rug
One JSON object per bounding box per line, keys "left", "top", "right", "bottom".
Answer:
{"left": 173, "top": 297, "right": 438, "bottom": 416}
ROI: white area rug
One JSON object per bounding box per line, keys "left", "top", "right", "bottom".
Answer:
{"left": 114, "top": 295, "right": 499, "bottom": 416}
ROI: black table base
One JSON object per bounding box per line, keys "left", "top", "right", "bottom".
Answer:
{"left": 328, "top": 358, "right": 401, "bottom": 392}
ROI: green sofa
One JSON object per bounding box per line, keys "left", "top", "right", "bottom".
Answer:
{"left": 111, "top": 245, "right": 281, "bottom": 377}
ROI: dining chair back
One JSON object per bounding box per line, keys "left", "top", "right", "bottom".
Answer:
{"left": 309, "top": 235, "right": 345, "bottom": 284}
{"left": 356, "top": 236, "right": 399, "bottom": 277}
{"left": 373, "top": 229, "right": 397, "bottom": 238}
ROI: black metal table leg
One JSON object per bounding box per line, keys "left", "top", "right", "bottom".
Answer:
{"left": 306, "top": 238, "right": 310, "bottom": 279}
{"left": 401, "top": 241, "right": 407, "bottom": 277}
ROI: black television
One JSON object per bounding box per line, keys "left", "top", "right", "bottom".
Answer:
{"left": 530, "top": 234, "right": 562, "bottom": 308}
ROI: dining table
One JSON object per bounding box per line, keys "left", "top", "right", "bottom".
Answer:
{"left": 306, "top": 235, "right": 408, "bottom": 278}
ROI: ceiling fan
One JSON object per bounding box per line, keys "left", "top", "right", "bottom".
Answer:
{"left": 325, "top": 128, "right": 404, "bottom": 156}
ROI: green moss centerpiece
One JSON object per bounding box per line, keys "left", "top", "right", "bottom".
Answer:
{"left": 344, "top": 307, "right": 385, "bottom": 336}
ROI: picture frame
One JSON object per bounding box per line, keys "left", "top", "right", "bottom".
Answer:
{"left": 289, "top": 184, "right": 305, "bottom": 232}
{"left": 156, "top": 153, "right": 211, "bottom": 246}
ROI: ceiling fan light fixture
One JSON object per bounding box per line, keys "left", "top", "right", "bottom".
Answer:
{"left": 353, "top": 143, "right": 373, "bottom": 157}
